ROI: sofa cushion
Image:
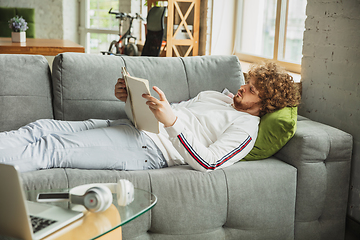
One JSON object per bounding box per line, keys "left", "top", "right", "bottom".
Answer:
{"left": 182, "top": 55, "right": 245, "bottom": 98}
{"left": 148, "top": 166, "right": 227, "bottom": 238}
{"left": 52, "top": 53, "right": 127, "bottom": 121}
{"left": 0, "top": 54, "right": 53, "bottom": 132}
{"left": 244, "top": 106, "right": 298, "bottom": 160}
{"left": 120, "top": 55, "right": 189, "bottom": 104}
{"left": 223, "top": 159, "right": 296, "bottom": 239}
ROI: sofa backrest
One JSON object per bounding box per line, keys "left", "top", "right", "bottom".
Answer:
{"left": 52, "top": 53, "right": 245, "bottom": 121}
{"left": 51, "top": 53, "right": 125, "bottom": 121}
{"left": 0, "top": 54, "right": 53, "bottom": 132}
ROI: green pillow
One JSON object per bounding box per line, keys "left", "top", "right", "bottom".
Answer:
{"left": 244, "top": 106, "right": 298, "bottom": 160}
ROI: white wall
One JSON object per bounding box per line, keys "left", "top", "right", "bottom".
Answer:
{"left": 300, "top": 0, "right": 360, "bottom": 223}
{"left": 63, "top": 0, "right": 79, "bottom": 43}
{"left": 210, "top": 0, "right": 235, "bottom": 55}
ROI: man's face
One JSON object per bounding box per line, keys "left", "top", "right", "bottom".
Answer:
{"left": 232, "top": 77, "right": 261, "bottom": 115}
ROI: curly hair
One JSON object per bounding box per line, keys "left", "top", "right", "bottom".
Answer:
{"left": 247, "top": 61, "right": 301, "bottom": 117}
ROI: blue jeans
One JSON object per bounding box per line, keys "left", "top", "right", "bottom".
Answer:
{"left": 0, "top": 119, "right": 167, "bottom": 172}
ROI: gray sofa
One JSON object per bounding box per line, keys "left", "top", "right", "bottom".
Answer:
{"left": 0, "top": 53, "right": 353, "bottom": 240}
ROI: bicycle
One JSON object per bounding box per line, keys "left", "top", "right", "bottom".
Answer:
{"left": 102, "top": 8, "right": 145, "bottom": 56}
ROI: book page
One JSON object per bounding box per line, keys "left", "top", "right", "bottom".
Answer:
{"left": 123, "top": 68, "right": 134, "bottom": 124}
{"left": 122, "top": 67, "right": 159, "bottom": 134}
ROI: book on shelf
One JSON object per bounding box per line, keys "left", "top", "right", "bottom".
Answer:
{"left": 122, "top": 67, "right": 159, "bottom": 134}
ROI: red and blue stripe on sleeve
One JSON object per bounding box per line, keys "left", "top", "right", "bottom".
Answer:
{"left": 177, "top": 133, "right": 252, "bottom": 170}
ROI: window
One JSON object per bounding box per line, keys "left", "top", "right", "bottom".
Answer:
{"left": 234, "top": 0, "right": 307, "bottom": 73}
{"left": 80, "top": 0, "right": 146, "bottom": 54}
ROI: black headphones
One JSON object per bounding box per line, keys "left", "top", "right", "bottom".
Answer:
{"left": 37, "top": 179, "right": 134, "bottom": 212}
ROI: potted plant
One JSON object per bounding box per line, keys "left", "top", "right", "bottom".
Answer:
{"left": 8, "top": 15, "right": 28, "bottom": 43}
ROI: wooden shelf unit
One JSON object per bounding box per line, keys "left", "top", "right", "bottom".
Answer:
{"left": 147, "top": 0, "right": 200, "bottom": 57}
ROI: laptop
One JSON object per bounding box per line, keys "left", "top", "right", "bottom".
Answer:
{"left": 0, "top": 163, "right": 83, "bottom": 240}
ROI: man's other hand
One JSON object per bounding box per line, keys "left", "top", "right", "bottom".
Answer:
{"left": 115, "top": 78, "right": 128, "bottom": 102}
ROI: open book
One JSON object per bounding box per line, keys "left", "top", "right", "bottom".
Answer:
{"left": 122, "top": 67, "right": 159, "bottom": 134}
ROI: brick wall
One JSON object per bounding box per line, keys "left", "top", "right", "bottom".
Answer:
{"left": 0, "top": 0, "right": 82, "bottom": 42}
{"left": 300, "top": 0, "right": 360, "bottom": 223}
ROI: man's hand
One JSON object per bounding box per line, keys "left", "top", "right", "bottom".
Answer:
{"left": 143, "top": 86, "right": 177, "bottom": 127}
{"left": 115, "top": 78, "right": 128, "bottom": 102}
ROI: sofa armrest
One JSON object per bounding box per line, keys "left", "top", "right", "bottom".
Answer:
{"left": 274, "top": 116, "right": 353, "bottom": 240}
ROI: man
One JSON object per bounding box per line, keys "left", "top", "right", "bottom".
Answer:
{"left": 0, "top": 62, "right": 299, "bottom": 172}
{"left": 115, "top": 61, "right": 300, "bottom": 171}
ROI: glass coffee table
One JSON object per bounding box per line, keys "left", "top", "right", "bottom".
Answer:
{"left": 24, "top": 188, "right": 157, "bottom": 240}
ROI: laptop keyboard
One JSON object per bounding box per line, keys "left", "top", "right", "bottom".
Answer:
{"left": 30, "top": 215, "right": 57, "bottom": 233}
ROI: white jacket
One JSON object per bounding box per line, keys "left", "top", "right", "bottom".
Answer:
{"left": 145, "top": 91, "right": 260, "bottom": 172}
